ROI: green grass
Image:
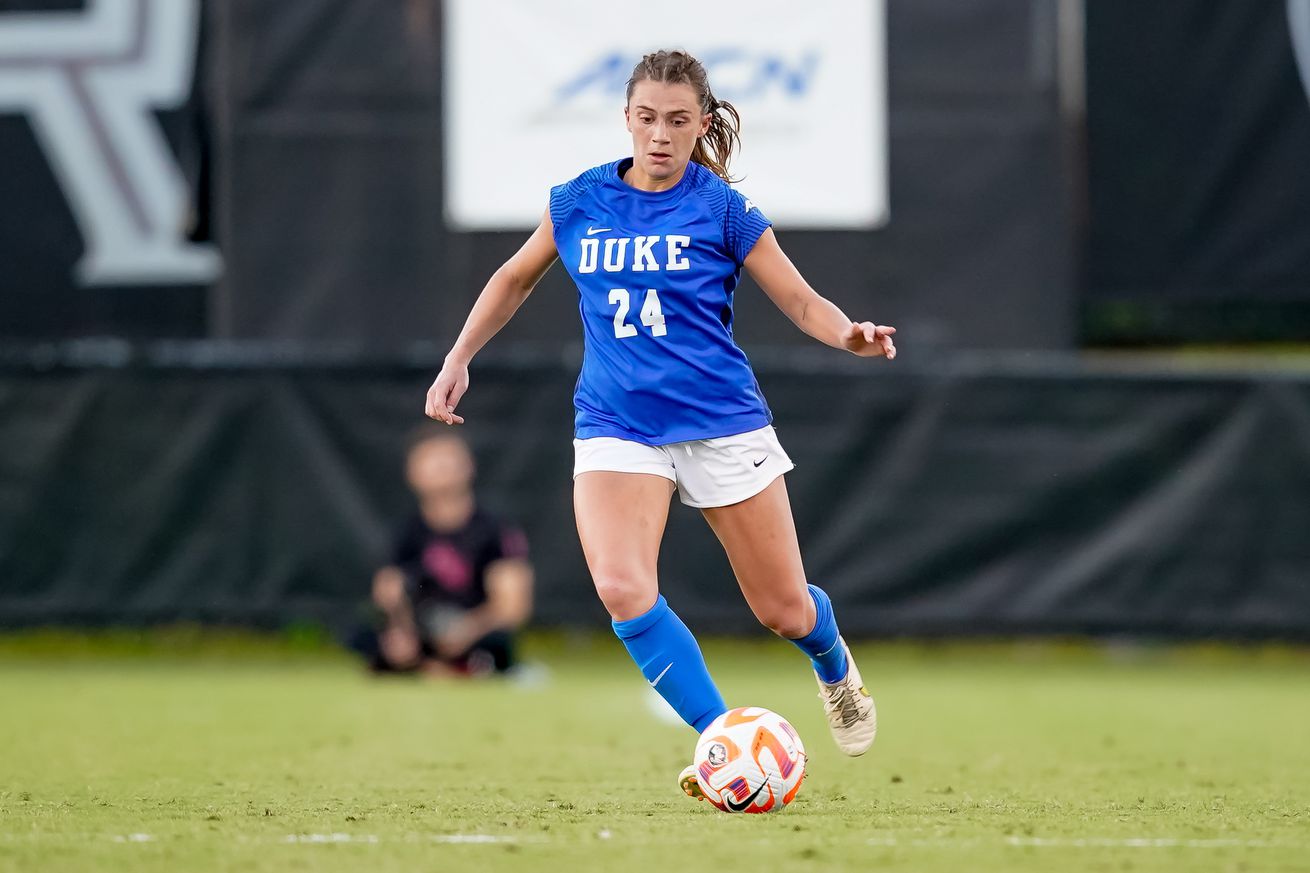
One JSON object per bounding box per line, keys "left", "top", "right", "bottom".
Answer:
{"left": 1, "top": 635, "right": 1307, "bottom": 872}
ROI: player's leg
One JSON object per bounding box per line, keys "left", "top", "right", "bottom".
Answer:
{"left": 574, "top": 469, "right": 727, "bottom": 734}
{"left": 448, "top": 628, "right": 515, "bottom": 676}
{"left": 697, "top": 475, "right": 840, "bottom": 672}
{"left": 700, "top": 475, "right": 876, "bottom": 756}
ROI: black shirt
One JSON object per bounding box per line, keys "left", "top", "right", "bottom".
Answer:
{"left": 390, "top": 509, "right": 528, "bottom": 612}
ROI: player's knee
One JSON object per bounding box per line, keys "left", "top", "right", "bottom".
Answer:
{"left": 755, "top": 594, "right": 813, "bottom": 640}
{"left": 591, "top": 571, "right": 656, "bottom": 621}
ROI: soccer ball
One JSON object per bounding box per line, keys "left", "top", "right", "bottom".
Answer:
{"left": 692, "top": 707, "right": 807, "bottom": 813}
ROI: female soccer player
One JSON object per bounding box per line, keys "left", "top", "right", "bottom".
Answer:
{"left": 425, "top": 50, "right": 895, "bottom": 796}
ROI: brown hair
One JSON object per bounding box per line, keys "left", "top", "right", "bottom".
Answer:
{"left": 626, "top": 50, "right": 742, "bottom": 183}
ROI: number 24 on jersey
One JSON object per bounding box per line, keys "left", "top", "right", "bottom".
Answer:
{"left": 609, "top": 288, "right": 667, "bottom": 339}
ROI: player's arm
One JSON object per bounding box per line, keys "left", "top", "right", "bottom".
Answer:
{"left": 434, "top": 558, "right": 534, "bottom": 657}
{"left": 483, "top": 557, "right": 534, "bottom": 631}
{"left": 426, "top": 211, "right": 559, "bottom": 423}
{"left": 372, "top": 565, "right": 416, "bottom": 632}
{"left": 743, "top": 228, "right": 896, "bottom": 359}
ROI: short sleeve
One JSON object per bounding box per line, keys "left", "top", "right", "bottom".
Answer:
{"left": 724, "top": 188, "right": 773, "bottom": 265}
{"left": 491, "top": 524, "right": 530, "bottom": 562}
{"left": 549, "top": 163, "right": 612, "bottom": 235}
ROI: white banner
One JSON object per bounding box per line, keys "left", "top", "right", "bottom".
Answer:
{"left": 444, "top": 0, "right": 887, "bottom": 230}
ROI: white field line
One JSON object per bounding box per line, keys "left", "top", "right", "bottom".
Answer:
{"left": 2, "top": 832, "right": 541, "bottom": 845}
{"left": 2, "top": 832, "right": 1296, "bottom": 851}
{"left": 111, "top": 833, "right": 1305, "bottom": 850}
{"left": 865, "top": 836, "right": 1297, "bottom": 849}
{"left": 279, "top": 833, "right": 537, "bottom": 845}
{"left": 1007, "top": 837, "right": 1281, "bottom": 848}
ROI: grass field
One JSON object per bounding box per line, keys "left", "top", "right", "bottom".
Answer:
{"left": 1, "top": 633, "right": 1307, "bottom": 872}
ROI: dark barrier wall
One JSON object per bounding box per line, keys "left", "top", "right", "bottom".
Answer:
{"left": 3, "top": 347, "right": 1308, "bottom": 637}
{"left": 0, "top": 0, "right": 1074, "bottom": 351}
{"left": 1085, "top": 1, "right": 1310, "bottom": 341}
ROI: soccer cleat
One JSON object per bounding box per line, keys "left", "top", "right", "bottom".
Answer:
{"left": 816, "top": 637, "right": 877, "bottom": 756}
{"left": 678, "top": 764, "right": 707, "bottom": 802}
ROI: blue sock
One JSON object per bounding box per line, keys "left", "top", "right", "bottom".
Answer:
{"left": 613, "top": 595, "right": 727, "bottom": 733}
{"left": 791, "top": 584, "right": 849, "bottom": 684}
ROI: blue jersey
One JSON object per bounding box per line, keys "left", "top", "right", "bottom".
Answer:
{"left": 550, "top": 158, "right": 774, "bottom": 445}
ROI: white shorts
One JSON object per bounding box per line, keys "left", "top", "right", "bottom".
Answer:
{"left": 573, "top": 425, "right": 795, "bottom": 508}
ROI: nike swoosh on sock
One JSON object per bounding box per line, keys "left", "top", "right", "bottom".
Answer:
{"left": 649, "top": 662, "right": 674, "bottom": 687}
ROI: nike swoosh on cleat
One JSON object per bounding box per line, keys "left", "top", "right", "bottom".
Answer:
{"left": 649, "top": 662, "right": 673, "bottom": 687}
{"left": 586, "top": 226, "right": 612, "bottom": 235}
{"left": 723, "top": 782, "right": 767, "bottom": 812}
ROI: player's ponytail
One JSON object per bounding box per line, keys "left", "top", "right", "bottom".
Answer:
{"left": 626, "top": 50, "right": 742, "bottom": 183}
{"left": 696, "top": 95, "right": 742, "bottom": 184}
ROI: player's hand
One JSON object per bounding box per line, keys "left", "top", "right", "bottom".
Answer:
{"left": 425, "top": 360, "right": 469, "bottom": 424}
{"left": 380, "top": 626, "right": 422, "bottom": 669}
{"left": 841, "top": 322, "right": 896, "bottom": 359}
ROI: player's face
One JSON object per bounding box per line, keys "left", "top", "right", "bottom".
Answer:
{"left": 625, "top": 80, "right": 712, "bottom": 183}
{"left": 406, "top": 438, "right": 475, "bottom": 509}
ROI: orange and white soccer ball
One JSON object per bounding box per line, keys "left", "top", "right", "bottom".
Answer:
{"left": 692, "top": 707, "right": 807, "bottom": 813}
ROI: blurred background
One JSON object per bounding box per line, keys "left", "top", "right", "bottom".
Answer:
{"left": 2, "top": 0, "right": 1309, "bottom": 641}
